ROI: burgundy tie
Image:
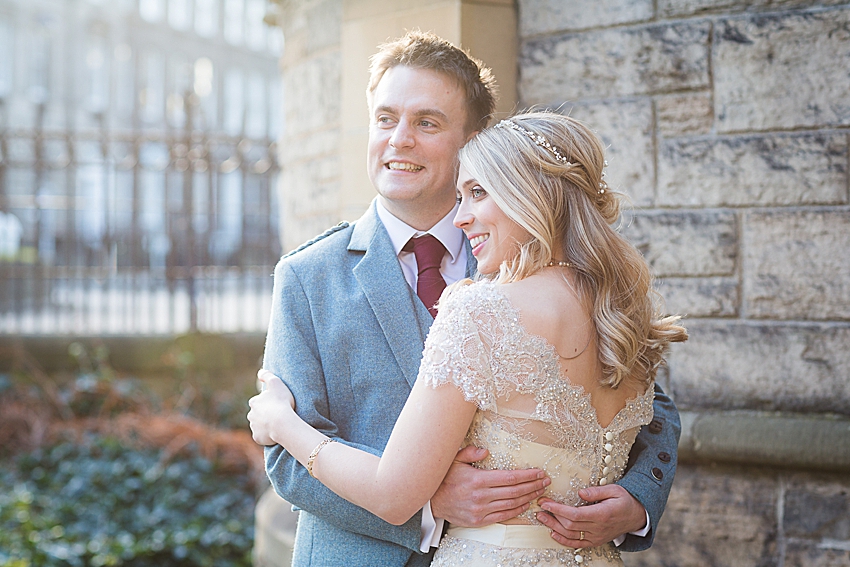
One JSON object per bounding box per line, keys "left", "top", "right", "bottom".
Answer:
{"left": 404, "top": 234, "right": 447, "bottom": 318}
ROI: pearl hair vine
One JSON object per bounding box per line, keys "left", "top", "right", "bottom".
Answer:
{"left": 494, "top": 119, "right": 607, "bottom": 196}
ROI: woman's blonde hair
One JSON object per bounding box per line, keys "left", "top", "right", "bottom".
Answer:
{"left": 459, "top": 111, "right": 687, "bottom": 388}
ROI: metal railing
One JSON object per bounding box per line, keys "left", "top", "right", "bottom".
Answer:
{"left": 0, "top": 95, "right": 280, "bottom": 335}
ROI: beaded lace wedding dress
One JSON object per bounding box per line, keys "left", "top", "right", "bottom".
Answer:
{"left": 422, "top": 281, "right": 655, "bottom": 567}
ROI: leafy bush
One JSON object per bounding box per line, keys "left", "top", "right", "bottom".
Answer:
{"left": 0, "top": 434, "right": 256, "bottom": 567}
{"left": 0, "top": 342, "right": 265, "bottom": 567}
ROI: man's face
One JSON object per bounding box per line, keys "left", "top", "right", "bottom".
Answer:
{"left": 367, "top": 65, "right": 471, "bottom": 230}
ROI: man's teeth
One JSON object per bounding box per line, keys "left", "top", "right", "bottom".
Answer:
{"left": 387, "top": 162, "right": 423, "bottom": 171}
{"left": 470, "top": 235, "right": 488, "bottom": 248}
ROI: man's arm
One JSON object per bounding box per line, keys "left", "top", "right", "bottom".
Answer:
{"left": 262, "top": 259, "right": 423, "bottom": 552}
{"left": 535, "top": 383, "right": 680, "bottom": 551}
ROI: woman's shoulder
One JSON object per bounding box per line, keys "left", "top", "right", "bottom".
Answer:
{"left": 435, "top": 279, "right": 511, "bottom": 322}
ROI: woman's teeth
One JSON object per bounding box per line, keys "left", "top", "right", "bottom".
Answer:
{"left": 470, "top": 235, "right": 489, "bottom": 248}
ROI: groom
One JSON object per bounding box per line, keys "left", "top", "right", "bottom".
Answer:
{"left": 259, "top": 31, "right": 681, "bottom": 566}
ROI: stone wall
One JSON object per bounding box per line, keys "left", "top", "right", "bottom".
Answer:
{"left": 275, "top": 0, "right": 345, "bottom": 252}
{"left": 518, "top": 1, "right": 850, "bottom": 564}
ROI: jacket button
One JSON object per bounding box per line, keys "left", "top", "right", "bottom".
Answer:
{"left": 648, "top": 419, "right": 663, "bottom": 434}
{"left": 658, "top": 452, "right": 671, "bottom": 463}
{"left": 651, "top": 467, "right": 664, "bottom": 481}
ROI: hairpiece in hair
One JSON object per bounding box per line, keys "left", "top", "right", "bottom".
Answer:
{"left": 495, "top": 119, "right": 606, "bottom": 195}
{"left": 495, "top": 119, "right": 573, "bottom": 167}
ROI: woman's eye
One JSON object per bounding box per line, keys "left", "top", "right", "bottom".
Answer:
{"left": 471, "top": 187, "right": 486, "bottom": 198}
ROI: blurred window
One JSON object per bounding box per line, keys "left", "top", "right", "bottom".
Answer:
{"left": 223, "top": 0, "right": 243, "bottom": 46}
{"left": 0, "top": 17, "right": 13, "bottom": 98}
{"left": 139, "top": 0, "right": 165, "bottom": 22}
{"left": 168, "top": 0, "right": 191, "bottom": 31}
{"left": 195, "top": 0, "right": 219, "bottom": 38}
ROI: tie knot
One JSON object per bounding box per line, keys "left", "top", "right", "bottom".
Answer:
{"left": 405, "top": 234, "right": 446, "bottom": 271}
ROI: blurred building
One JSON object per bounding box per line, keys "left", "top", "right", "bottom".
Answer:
{"left": 0, "top": 0, "right": 282, "bottom": 334}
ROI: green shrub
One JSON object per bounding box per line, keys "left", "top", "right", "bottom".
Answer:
{"left": 0, "top": 434, "right": 256, "bottom": 567}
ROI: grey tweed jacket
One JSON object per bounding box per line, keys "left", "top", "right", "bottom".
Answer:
{"left": 262, "top": 200, "right": 680, "bottom": 567}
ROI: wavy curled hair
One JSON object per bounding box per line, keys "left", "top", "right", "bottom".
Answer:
{"left": 458, "top": 111, "right": 687, "bottom": 388}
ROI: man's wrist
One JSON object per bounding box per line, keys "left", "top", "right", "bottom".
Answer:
{"left": 613, "top": 509, "right": 650, "bottom": 547}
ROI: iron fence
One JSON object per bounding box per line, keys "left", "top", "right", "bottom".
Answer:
{"left": 0, "top": 95, "right": 280, "bottom": 335}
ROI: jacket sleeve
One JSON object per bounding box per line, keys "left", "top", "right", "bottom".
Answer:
{"left": 615, "top": 382, "right": 681, "bottom": 552}
{"left": 261, "top": 259, "right": 424, "bottom": 554}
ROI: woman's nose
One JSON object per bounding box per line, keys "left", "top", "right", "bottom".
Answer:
{"left": 453, "top": 206, "right": 472, "bottom": 229}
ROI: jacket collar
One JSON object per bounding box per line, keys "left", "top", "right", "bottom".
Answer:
{"left": 349, "top": 201, "right": 431, "bottom": 388}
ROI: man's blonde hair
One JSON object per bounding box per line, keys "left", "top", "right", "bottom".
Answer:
{"left": 460, "top": 111, "right": 688, "bottom": 388}
{"left": 368, "top": 31, "right": 498, "bottom": 132}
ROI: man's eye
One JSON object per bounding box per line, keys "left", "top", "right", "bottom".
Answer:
{"left": 420, "top": 120, "right": 435, "bottom": 128}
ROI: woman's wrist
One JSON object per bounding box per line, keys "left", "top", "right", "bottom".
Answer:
{"left": 269, "top": 403, "right": 300, "bottom": 446}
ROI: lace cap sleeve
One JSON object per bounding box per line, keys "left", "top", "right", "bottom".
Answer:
{"left": 418, "top": 281, "right": 496, "bottom": 410}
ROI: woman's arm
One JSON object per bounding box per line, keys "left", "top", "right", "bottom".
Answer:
{"left": 250, "top": 369, "right": 479, "bottom": 525}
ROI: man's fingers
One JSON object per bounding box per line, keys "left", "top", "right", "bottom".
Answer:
{"left": 479, "top": 503, "right": 532, "bottom": 526}
{"left": 470, "top": 476, "right": 549, "bottom": 512}
{"left": 536, "top": 513, "right": 596, "bottom": 549}
{"left": 453, "top": 445, "right": 488, "bottom": 465}
{"left": 483, "top": 467, "right": 546, "bottom": 488}
{"left": 481, "top": 484, "right": 548, "bottom": 514}
{"left": 577, "top": 484, "right": 618, "bottom": 503}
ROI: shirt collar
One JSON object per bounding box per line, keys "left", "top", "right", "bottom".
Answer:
{"left": 375, "top": 198, "right": 464, "bottom": 263}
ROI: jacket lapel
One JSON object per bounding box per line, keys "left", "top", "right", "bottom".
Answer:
{"left": 349, "top": 203, "right": 427, "bottom": 388}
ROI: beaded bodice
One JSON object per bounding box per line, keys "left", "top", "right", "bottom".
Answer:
{"left": 420, "top": 281, "right": 655, "bottom": 523}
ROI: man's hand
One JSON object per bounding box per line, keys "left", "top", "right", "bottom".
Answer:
{"left": 536, "top": 485, "right": 647, "bottom": 549}
{"left": 247, "top": 370, "right": 296, "bottom": 446}
{"left": 430, "top": 445, "right": 550, "bottom": 527}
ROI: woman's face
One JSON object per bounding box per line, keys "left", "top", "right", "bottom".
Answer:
{"left": 454, "top": 165, "right": 531, "bottom": 275}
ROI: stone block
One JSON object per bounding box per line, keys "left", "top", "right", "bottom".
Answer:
{"left": 657, "top": 92, "right": 713, "bottom": 137}
{"left": 281, "top": 129, "right": 339, "bottom": 165}
{"left": 283, "top": 51, "right": 341, "bottom": 135}
{"left": 620, "top": 211, "right": 738, "bottom": 276}
{"left": 743, "top": 211, "right": 850, "bottom": 320}
{"left": 658, "top": 0, "right": 847, "bottom": 18}
{"left": 629, "top": 463, "right": 779, "bottom": 567}
{"left": 714, "top": 8, "right": 850, "bottom": 132}
{"left": 784, "top": 473, "right": 850, "bottom": 540}
{"left": 667, "top": 321, "right": 850, "bottom": 414}
{"left": 657, "top": 133, "right": 847, "bottom": 207}
{"left": 784, "top": 543, "right": 850, "bottom": 567}
{"left": 281, "top": 0, "right": 342, "bottom": 65}
{"left": 306, "top": 0, "right": 342, "bottom": 54}
{"left": 565, "top": 100, "right": 654, "bottom": 206}
{"left": 520, "top": 21, "right": 710, "bottom": 104}
{"left": 518, "top": 0, "right": 652, "bottom": 37}
{"left": 655, "top": 276, "right": 739, "bottom": 317}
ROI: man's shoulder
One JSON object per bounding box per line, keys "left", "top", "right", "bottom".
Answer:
{"left": 279, "top": 221, "right": 354, "bottom": 266}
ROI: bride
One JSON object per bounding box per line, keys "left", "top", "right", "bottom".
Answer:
{"left": 248, "top": 111, "right": 687, "bottom": 566}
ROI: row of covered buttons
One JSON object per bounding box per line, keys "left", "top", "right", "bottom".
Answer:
{"left": 599, "top": 431, "right": 617, "bottom": 486}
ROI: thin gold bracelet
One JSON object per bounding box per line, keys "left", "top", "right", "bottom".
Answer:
{"left": 306, "top": 438, "right": 335, "bottom": 478}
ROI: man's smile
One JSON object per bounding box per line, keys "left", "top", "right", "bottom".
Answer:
{"left": 386, "top": 161, "right": 424, "bottom": 172}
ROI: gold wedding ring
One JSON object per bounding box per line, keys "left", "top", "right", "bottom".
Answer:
{"left": 580, "top": 531, "right": 585, "bottom": 541}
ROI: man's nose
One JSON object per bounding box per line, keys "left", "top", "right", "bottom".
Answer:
{"left": 388, "top": 122, "right": 415, "bottom": 149}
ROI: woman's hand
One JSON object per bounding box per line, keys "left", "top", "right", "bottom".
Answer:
{"left": 247, "top": 369, "right": 296, "bottom": 446}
